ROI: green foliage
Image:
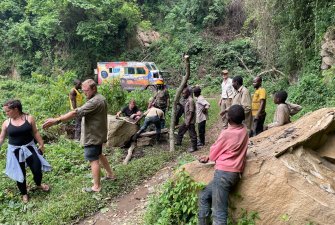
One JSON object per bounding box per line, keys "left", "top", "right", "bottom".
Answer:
{"left": 144, "top": 168, "right": 260, "bottom": 225}
{"left": 98, "top": 80, "right": 127, "bottom": 114}
{"left": 144, "top": 169, "right": 205, "bottom": 225}
{"left": 228, "top": 209, "right": 259, "bottom": 225}
{"left": 125, "top": 89, "right": 153, "bottom": 112}
{"left": 0, "top": 0, "right": 144, "bottom": 77}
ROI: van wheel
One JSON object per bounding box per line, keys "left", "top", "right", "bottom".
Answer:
{"left": 146, "top": 85, "right": 157, "bottom": 92}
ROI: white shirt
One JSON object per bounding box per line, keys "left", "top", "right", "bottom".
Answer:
{"left": 221, "top": 78, "right": 234, "bottom": 99}
{"left": 195, "top": 95, "right": 210, "bottom": 123}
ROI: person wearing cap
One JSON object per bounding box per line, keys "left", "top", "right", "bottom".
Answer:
{"left": 221, "top": 76, "right": 252, "bottom": 132}
{"left": 219, "top": 70, "right": 235, "bottom": 129}
{"left": 193, "top": 86, "right": 210, "bottom": 147}
{"left": 151, "top": 79, "right": 169, "bottom": 128}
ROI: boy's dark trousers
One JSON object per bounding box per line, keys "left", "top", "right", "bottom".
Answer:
{"left": 198, "top": 120, "right": 206, "bottom": 145}
{"left": 176, "top": 123, "right": 197, "bottom": 150}
{"left": 252, "top": 113, "right": 266, "bottom": 137}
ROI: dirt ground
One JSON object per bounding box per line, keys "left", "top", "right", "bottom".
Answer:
{"left": 78, "top": 117, "right": 222, "bottom": 225}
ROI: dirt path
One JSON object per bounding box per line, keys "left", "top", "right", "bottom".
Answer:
{"left": 78, "top": 116, "right": 222, "bottom": 225}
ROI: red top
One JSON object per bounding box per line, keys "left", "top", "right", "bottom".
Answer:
{"left": 209, "top": 124, "right": 249, "bottom": 172}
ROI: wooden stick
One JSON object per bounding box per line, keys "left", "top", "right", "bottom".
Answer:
{"left": 139, "top": 128, "right": 168, "bottom": 137}
{"left": 123, "top": 142, "right": 137, "bottom": 165}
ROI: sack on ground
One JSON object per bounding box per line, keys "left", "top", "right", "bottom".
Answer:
{"left": 286, "top": 102, "right": 302, "bottom": 115}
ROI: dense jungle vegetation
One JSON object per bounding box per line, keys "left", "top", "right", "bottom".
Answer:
{"left": 1, "top": 0, "right": 335, "bottom": 224}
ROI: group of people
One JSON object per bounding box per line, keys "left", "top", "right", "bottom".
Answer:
{"left": 219, "top": 69, "right": 299, "bottom": 137}
{"left": 116, "top": 80, "right": 211, "bottom": 152}
{"left": 197, "top": 69, "right": 302, "bottom": 225}
{"left": 0, "top": 77, "right": 211, "bottom": 203}
{"left": 0, "top": 70, "right": 301, "bottom": 225}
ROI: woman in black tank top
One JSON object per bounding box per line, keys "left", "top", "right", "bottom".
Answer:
{"left": 0, "top": 100, "right": 51, "bottom": 203}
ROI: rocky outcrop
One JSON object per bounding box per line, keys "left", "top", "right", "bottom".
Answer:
{"left": 184, "top": 108, "right": 335, "bottom": 225}
{"left": 106, "top": 115, "right": 139, "bottom": 147}
{"left": 321, "top": 28, "right": 335, "bottom": 70}
{"left": 136, "top": 29, "right": 160, "bottom": 47}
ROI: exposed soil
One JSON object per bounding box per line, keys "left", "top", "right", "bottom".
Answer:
{"left": 78, "top": 115, "right": 222, "bottom": 225}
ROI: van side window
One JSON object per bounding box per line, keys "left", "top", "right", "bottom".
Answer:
{"left": 125, "top": 67, "right": 135, "bottom": 75}
{"left": 136, "top": 67, "right": 146, "bottom": 74}
{"left": 113, "top": 68, "right": 120, "bottom": 73}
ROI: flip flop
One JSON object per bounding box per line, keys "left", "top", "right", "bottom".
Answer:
{"left": 82, "top": 187, "right": 101, "bottom": 193}
{"left": 37, "top": 184, "right": 50, "bottom": 192}
{"left": 101, "top": 176, "right": 117, "bottom": 181}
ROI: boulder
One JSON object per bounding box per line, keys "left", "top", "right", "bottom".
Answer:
{"left": 183, "top": 108, "right": 335, "bottom": 225}
{"left": 136, "top": 29, "right": 160, "bottom": 47}
{"left": 323, "top": 56, "right": 335, "bottom": 66}
{"left": 106, "top": 115, "right": 139, "bottom": 147}
{"left": 321, "top": 29, "right": 335, "bottom": 70}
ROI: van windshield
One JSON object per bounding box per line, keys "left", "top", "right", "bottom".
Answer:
{"left": 145, "top": 63, "right": 152, "bottom": 70}
{"left": 150, "top": 63, "right": 158, "bottom": 70}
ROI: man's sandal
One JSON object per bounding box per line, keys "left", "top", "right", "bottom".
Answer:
{"left": 82, "top": 187, "right": 101, "bottom": 193}
{"left": 101, "top": 176, "right": 117, "bottom": 181}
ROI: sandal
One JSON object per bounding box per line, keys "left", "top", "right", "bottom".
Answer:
{"left": 82, "top": 187, "right": 101, "bottom": 193}
{"left": 22, "top": 195, "right": 29, "bottom": 203}
{"left": 101, "top": 176, "right": 117, "bottom": 181}
{"left": 37, "top": 184, "right": 50, "bottom": 192}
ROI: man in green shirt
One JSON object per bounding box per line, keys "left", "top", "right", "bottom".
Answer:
{"left": 43, "top": 79, "right": 115, "bottom": 193}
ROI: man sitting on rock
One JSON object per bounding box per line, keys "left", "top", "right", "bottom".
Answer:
{"left": 198, "top": 105, "right": 249, "bottom": 225}
{"left": 116, "top": 99, "right": 142, "bottom": 121}
{"left": 266, "top": 90, "right": 291, "bottom": 129}
{"left": 132, "top": 104, "right": 164, "bottom": 143}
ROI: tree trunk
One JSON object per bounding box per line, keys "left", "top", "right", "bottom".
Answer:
{"left": 169, "top": 55, "right": 191, "bottom": 152}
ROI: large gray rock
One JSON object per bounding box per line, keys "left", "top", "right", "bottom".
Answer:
{"left": 321, "top": 28, "right": 335, "bottom": 70}
{"left": 183, "top": 108, "right": 335, "bottom": 225}
{"left": 106, "top": 115, "right": 139, "bottom": 147}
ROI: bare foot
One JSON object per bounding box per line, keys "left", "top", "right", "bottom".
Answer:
{"left": 37, "top": 184, "right": 50, "bottom": 192}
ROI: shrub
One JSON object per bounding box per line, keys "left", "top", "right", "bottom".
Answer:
{"left": 144, "top": 169, "right": 205, "bottom": 225}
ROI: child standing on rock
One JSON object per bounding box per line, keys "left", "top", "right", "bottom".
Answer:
{"left": 198, "top": 105, "right": 249, "bottom": 225}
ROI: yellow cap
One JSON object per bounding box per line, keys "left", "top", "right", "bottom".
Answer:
{"left": 156, "top": 79, "right": 164, "bottom": 85}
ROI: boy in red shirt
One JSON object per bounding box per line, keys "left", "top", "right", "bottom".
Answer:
{"left": 198, "top": 105, "right": 249, "bottom": 225}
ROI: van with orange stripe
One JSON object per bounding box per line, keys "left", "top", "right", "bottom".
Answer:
{"left": 95, "top": 61, "right": 164, "bottom": 91}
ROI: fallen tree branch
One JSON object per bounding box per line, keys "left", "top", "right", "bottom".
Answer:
{"left": 139, "top": 128, "right": 168, "bottom": 137}
{"left": 235, "top": 55, "right": 252, "bottom": 76}
{"left": 257, "top": 67, "right": 286, "bottom": 79}
{"left": 123, "top": 142, "right": 137, "bottom": 165}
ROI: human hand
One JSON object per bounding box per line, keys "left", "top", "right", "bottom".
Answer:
{"left": 198, "top": 156, "right": 209, "bottom": 164}
{"left": 220, "top": 110, "right": 226, "bottom": 117}
{"left": 38, "top": 145, "right": 45, "bottom": 155}
{"left": 42, "top": 118, "right": 58, "bottom": 129}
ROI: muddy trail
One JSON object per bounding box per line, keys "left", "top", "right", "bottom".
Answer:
{"left": 78, "top": 116, "right": 222, "bottom": 225}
